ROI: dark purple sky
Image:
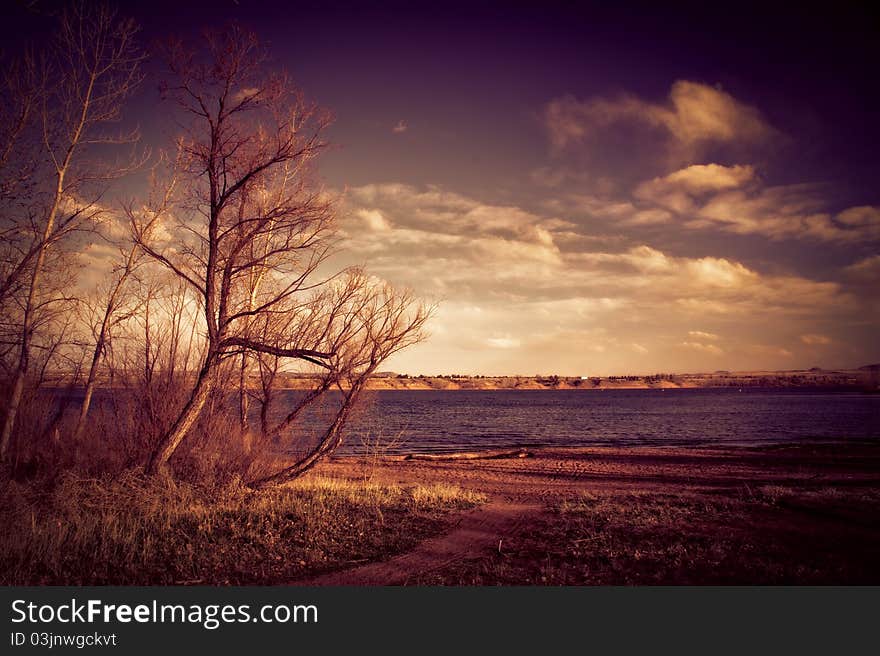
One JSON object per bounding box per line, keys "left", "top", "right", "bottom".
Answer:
{"left": 5, "top": 1, "right": 879, "bottom": 374}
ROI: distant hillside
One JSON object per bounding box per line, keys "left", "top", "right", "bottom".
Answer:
{"left": 271, "top": 368, "right": 875, "bottom": 391}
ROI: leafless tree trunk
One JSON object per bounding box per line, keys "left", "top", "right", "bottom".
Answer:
{"left": 238, "top": 352, "right": 251, "bottom": 434}
{"left": 73, "top": 243, "right": 140, "bottom": 439}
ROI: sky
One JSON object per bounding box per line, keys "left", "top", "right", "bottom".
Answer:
{"left": 5, "top": 0, "right": 879, "bottom": 375}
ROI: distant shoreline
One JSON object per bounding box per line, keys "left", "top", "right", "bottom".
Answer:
{"left": 277, "top": 367, "right": 878, "bottom": 391}
{"left": 42, "top": 367, "right": 879, "bottom": 392}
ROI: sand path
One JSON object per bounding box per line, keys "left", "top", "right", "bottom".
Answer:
{"left": 300, "top": 499, "right": 540, "bottom": 585}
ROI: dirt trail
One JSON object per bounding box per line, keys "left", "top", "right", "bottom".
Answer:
{"left": 299, "top": 499, "right": 540, "bottom": 586}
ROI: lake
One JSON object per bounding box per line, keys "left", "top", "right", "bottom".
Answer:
{"left": 323, "top": 388, "right": 880, "bottom": 455}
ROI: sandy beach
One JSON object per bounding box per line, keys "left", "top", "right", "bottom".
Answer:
{"left": 300, "top": 444, "right": 880, "bottom": 584}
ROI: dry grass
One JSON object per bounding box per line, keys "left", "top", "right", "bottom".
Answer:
{"left": 0, "top": 387, "right": 492, "bottom": 586}
{"left": 0, "top": 471, "right": 483, "bottom": 585}
{"left": 413, "top": 486, "right": 880, "bottom": 585}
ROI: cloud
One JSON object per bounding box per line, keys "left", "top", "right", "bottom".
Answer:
{"left": 342, "top": 184, "right": 851, "bottom": 316}
{"left": 331, "top": 183, "right": 873, "bottom": 374}
{"left": 544, "top": 80, "right": 775, "bottom": 156}
{"left": 695, "top": 188, "right": 880, "bottom": 242}
{"left": 844, "top": 255, "right": 880, "bottom": 281}
{"left": 837, "top": 206, "right": 880, "bottom": 228}
{"left": 680, "top": 341, "right": 724, "bottom": 355}
{"left": 347, "top": 183, "right": 568, "bottom": 252}
{"left": 551, "top": 194, "right": 676, "bottom": 227}
{"left": 539, "top": 81, "right": 878, "bottom": 246}
{"left": 567, "top": 164, "right": 880, "bottom": 242}
{"left": 629, "top": 165, "right": 877, "bottom": 242}
{"left": 343, "top": 184, "right": 851, "bottom": 318}
{"left": 392, "top": 120, "right": 408, "bottom": 134}
{"left": 801, "top": 334, "right": 832, "bottom": 345}
{"left": 486, "top": 335, "right": 521, "bottom": 349}
{"left": 627, "top": 208, "right": 673, "bottom": 225}
{"left": 663, "top": 164, "right": 756, "bottom": 193}
{"left": 634, "top": 164, "right": 756, "bottom": 214}
{"left": 356, "top": 208, "right": 392, "bottom": 231}
{"left": 745, "top": 344, "right": 794, "bottom": 358}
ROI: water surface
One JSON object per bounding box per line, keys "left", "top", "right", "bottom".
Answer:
{"left": 325, "top": 388, "right": 880, "bottom": 455}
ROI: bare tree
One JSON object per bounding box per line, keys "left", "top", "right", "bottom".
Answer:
{"left": 0, "top": 3, "right": 144, "bottom": 461}
{"left": 73, "top": 241, "right": 142, "bottom": 438}
{"left": 72, "top": 165, "right": 179, "bottom": 439}
{"left": 136, "top": 26, "right": 429, "bottom": 480}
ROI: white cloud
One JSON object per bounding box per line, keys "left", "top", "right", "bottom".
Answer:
{"left": 686, "top": 256, "right": 755, "bottom": 287}
{"left": 801, "top": 334, "right": 832, "bottom": 345}
{"left": 356, "top": 208, "right": 392, "bottom": 231}
{"left": 681, "top": 341, "right": 724, "bottom": 355}
{"left": 332, "top": 183, "right": 870, "bottom": 374}
{"left": 346, "top": 183, "right": 567, "bottom": 252}
{"left": 664, "top": 164, "right": 756, "bottom": 192}
{"left": 694, "top": 188, "right": 879, "bottom": 242}
{"left": 392, "top": 120, "right": 408, "bottom": 134}
{"left": 544, "top": 80, "right": 774, "bottom": 155}
{"left": 486, "top": 335, "right": 521, "bottom": 349}
{"left": 540, "top": 80, "right": 879, "bottom": 245}
{"left": 627, "top": 208, "right": 673, "bottom": 225}
{"left": 634, "top": 164, "right": 756, "bottom": 213}
{"left": 342, "top": 185, "right": 851, "bottom": 317}
{"left": 553, "top": 181, "right": 880, "bottom": 243}
{"left": 629, "top": 166, "right": 879, "bottom": 242}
